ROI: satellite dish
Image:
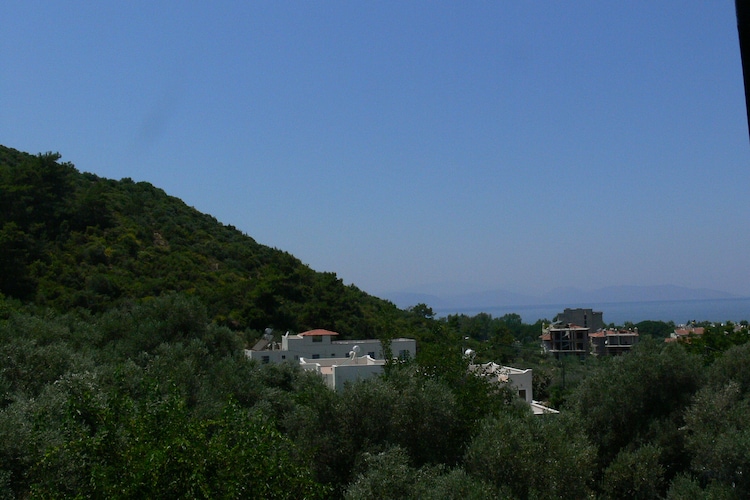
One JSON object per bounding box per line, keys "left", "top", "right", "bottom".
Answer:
{"left": 464, "top": 348, "right": 475, "bottom": 358}
{"left": 353, "top": 345, "right": 361, "bottom": 354}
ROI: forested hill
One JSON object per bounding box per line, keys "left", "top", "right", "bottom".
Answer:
{"left": 0, "top": 145, "right": 404, "bottom": 337}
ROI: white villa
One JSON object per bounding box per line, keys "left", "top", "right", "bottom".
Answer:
{"left": 245, "top": 329, "right": 417, "bottom": 391}
{"left": 470, "top": 361, "right": 559, "bottom": 415}
{"left": 299, "top": 354, "right": 386, "bottom": 391}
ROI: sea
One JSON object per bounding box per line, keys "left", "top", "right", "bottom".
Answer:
{"left": 434, "top": 297, "right": 750, "bottom": 326}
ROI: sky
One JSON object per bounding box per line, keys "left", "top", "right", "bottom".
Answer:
{"left": 2, "top": 1, "right": 749, "bottom": 298}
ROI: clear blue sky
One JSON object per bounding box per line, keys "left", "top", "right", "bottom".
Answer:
{"left": 2, "top": 2, "right": 749, "bottom": 297}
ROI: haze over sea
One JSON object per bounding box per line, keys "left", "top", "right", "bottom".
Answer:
{"left": 436, "top": 297, "right": 750, "bottom": 326}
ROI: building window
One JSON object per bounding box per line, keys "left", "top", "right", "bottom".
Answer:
{"left": 281, "top": 355, "right": 286, "bottom": 360}
{"left": 519, "top": 389, "right": 527, "bottom": 400}
{"left": 312, "top": 354, "right": 320, "bottom": 359}
{"left": 312, "top": 336, "right": 322, "bottom": 343}
{"left": 368, "top": 351, "right": 375, "bottom": 357}
{"left": 261, "top": 356, "right": 270, "bottom": 364}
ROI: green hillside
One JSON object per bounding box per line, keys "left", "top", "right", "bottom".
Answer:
{"left": 0, "top": 145, "right": 404, "bottom": 338}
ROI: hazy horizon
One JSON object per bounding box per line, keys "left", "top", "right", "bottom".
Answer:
{"left": 3, "top": 2, "right": 748, "bottom": 297}
{"left": 380, "top": 281, "right": 745, "bottom": 307}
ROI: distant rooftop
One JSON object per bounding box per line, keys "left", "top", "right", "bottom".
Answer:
{"left": 549, "top": 323, "right": 588, "bottom": 330}
{"left": 299, "top": 329, "right": 339, "bottom": 337}
{"left": 589, "top": 329, "right": 639, "bottom": 338}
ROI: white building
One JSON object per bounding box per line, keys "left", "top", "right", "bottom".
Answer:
{"left": 471, "top": 362, "right": 533, "bottom": 402}
{"left": 246, "top": 329, "right": 416, "bottom": 364}
{"left": 299, "top": 354, "right": 386, "bottom": 391}
{"left": 246, "top": 329, "right": 417, "bottom": 390}
{"left": 470, "top": 361, "right": 558, "bottom": 415}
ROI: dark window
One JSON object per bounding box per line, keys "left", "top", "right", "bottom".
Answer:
{"left": 312, "top": 336, "right": 322, "bottom": 343}
{"left": 261, "top": 356, "right": 270, "bottom": 364}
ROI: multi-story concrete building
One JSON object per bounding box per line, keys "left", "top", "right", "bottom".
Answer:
{"left": 590, "top": 329, "right": 639, "bottom": 356}
{"left": 540, "top": 323, "right": 590, "bottom": 359}
{"left": 554, "top": 308, "right": 604, "bottom": 332}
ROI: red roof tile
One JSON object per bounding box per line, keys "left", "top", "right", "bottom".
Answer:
{"left": 300, "top": 329, "right": 339, "bottom": 337}
{"left": 674, "top": 327, "right": 704, "bottom": 337}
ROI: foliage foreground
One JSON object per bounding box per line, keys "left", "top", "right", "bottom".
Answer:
{"left": 1, "top": 294, "right": 749, "bottom": 498}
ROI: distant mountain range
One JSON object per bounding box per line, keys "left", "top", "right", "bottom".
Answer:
{"left": 382, "top": 285, "right": 740, "bottom": 311}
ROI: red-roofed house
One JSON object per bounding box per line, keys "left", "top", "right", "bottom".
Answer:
{"left": 666, "top": 326, "right": 705, "bottom": 343}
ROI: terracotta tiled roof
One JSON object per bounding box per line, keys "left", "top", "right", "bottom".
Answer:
{"left": 300, "top": 329, "right": 339, "bottom": 336}
{"left": 674, "top": 327, "right": 704, "bottom": 337}
{"left": 603, "top": 329, "right": 638, "bottom": 336}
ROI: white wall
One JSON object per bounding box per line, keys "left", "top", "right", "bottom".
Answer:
{"left": 266, "top": 335, "right": 416, "bottom": 362}
{"left": 299, "top": 356, "right": 385, "bottom": 391}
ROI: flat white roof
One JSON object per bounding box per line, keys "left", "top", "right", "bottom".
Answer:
{"left": 299, "top": 355, "right": 384, "bottom": 367}
{"left": 531, "top": 401, "right": 560, "bottom": 415}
